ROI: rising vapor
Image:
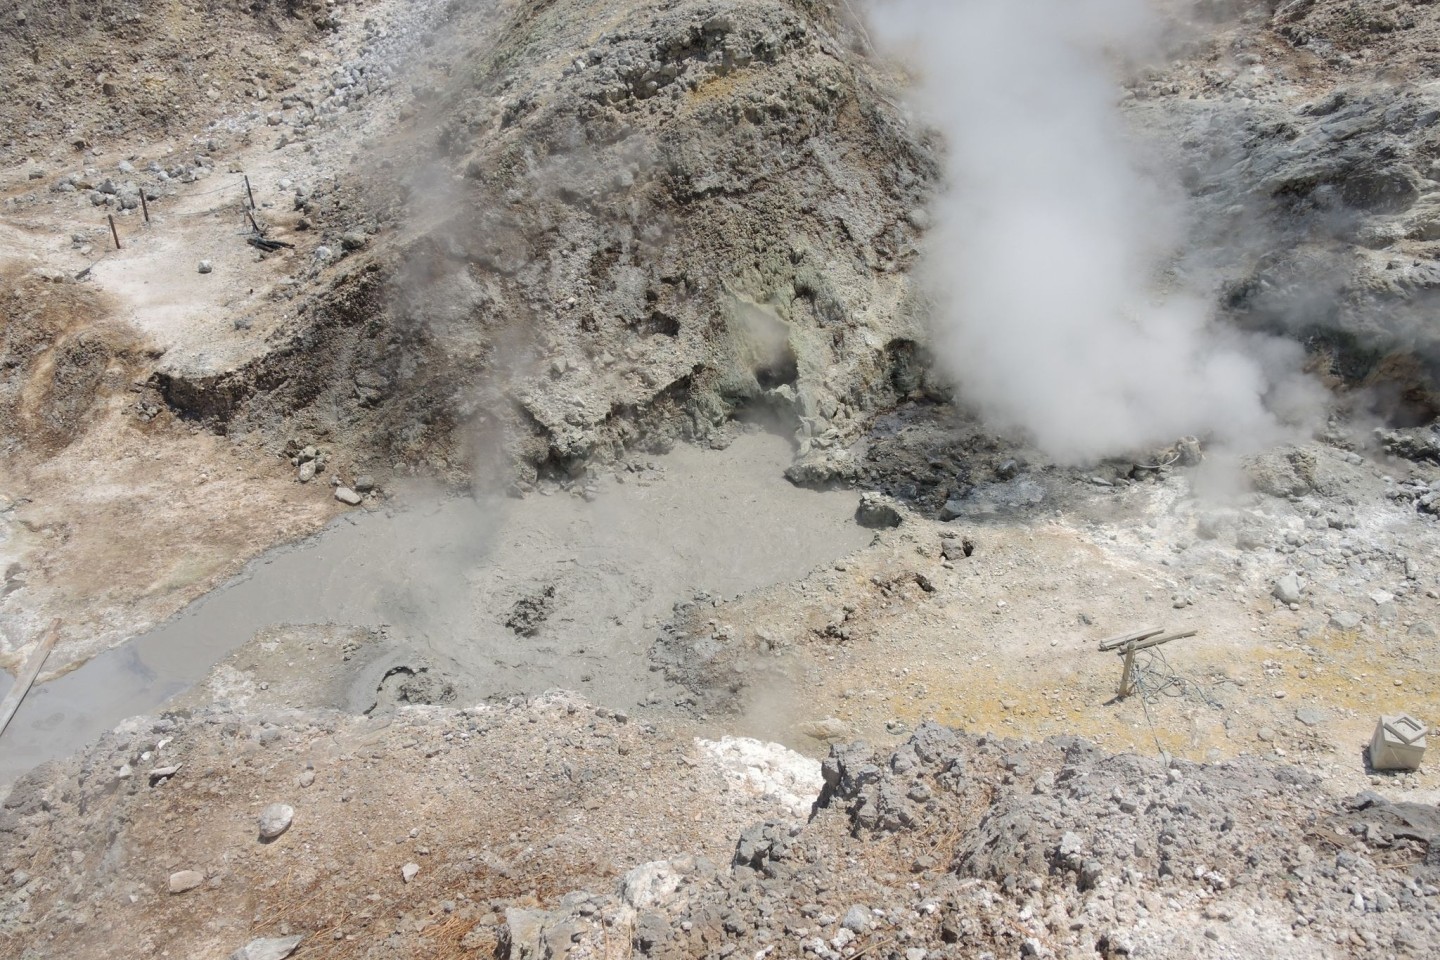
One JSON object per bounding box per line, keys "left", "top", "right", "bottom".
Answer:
{"left": 869, "top": 0, "right": 1325, "bottom": 463}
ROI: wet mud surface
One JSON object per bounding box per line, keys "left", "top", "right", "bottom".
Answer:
{"left": 0, "top": 431, "right": 867, "bottom": 783}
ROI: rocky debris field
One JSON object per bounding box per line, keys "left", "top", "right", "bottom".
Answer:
{"left": 509, "top": 721, "right": 1440, "bottom": 960}
{"left": 0, "top": 687, "right": 822, "bottom": 960}
{"left": 3, "top": 684, "right": 1437, "bottom": 960}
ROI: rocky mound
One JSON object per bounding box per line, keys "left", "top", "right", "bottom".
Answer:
{"left": 146, "top": 0, "right": 941, "bottom": 486}
{"left": 499, "top": 722, "right": 1440, "bottom": 960}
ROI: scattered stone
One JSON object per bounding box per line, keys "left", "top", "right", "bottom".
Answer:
{"left": 340, "top": 231, "right": 368, "bottom": 251}
{"left": 229, "top": 935, "right": 303, "bottom": 960}
{"left": 297, "top": 461, "right": 316, "bottom": 483}
{"left": 505, "top": 907, "right": 547, "bottom": 956}
{"left": 1272, "top": 572, "right": 1303, "bottom": 605}
{"left": 855, "top": 493, "right": 902, "bottom": 529}
{"left": 1331, "top": 611, "right": 1364, "bottom": 631}
{"left": 798, "top": 718, "right": 851, "bottom": 742}
{"left": 1257, "top": 727, "right": 1275, "bottom": 743}
{"left": 1295, "top": 708, "right": 1325, "bottom": 727}
{"left": 841, "top": 905, "right": 871, "bottom": 933}
{"left": 297, "top": 768, "right": 315, "bottom": 788}
{"left": 1245, "top": 448, "right": 1320, "bottom": 498}
{"left": 257, "top": 803, "right": 294, "bottom": 841}
{"left": 402, "top": 862, "right": 420, "bottom": 883}
{"left": 148, "top": 764, "right": 182, "bottom": 784}
{"left": 169, "top": 870, "right": 204, "bottom": 894}
{"left": 353, "top": 474, "right": 375, "bottom": 493}
{"left": 198, "top": 260, "right": 213, "bottom": 274}
{"left": 621, "top": 861, "right": 682, "bottom": 910}
{"left": 334, "top": 486, "right": 363, "bottom": 506}
{"left": 940, "top": 536, "right": 975, "bottom": 561}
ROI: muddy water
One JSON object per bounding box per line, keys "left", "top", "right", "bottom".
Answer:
{"left": 0, "top": 432, "right": 868, "bottom": 784}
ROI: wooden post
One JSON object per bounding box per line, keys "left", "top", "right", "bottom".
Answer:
{"left": 1107, "top": 628, "right": 1196, "bottom": 700}
{"left": 1117, "top": 641, "right": 1137, "bottom": 700}
{"left": 108, "top": 213, "right": 121, "bottom": 250}
{"left": 139, "top": 189, "right": 150, "bottom": 223}
{"left": 244, "top": 174, "right": 256, "bottom": 210}
{"left": 246, "top": 209, "right": 262, "bottom": 235}
{"left": 0, "top": 620, "right": 60, "bottom": 740}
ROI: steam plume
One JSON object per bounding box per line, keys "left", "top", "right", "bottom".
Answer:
{"left": 869, "top": 0, "right": 1324, "bottom": 462}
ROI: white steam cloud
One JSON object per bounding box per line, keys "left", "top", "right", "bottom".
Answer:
{"left": 869, "top": 0, "right": 1325, "bottom": 463}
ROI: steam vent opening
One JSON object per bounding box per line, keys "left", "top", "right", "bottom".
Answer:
{"left": 755, "top": 343, "right": 799, "bottom": 390}
{"left": 5, "top": 1, "right": 1440, "bottom": 958}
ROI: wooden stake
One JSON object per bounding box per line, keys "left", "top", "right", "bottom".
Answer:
{"left": 0, "top": 620, "right": 60, "bottom": 740}
{"left": 1117, "top": 641, "right": 1137, "bottom": 700}
{"left": 108, "top": 213, "right": 121, "bottom": 249}
{"left": 1111, "top": 629, "right": 1197, "bottom": 700}
{"left": 244, "top": 174, "right": 256, "bottom": 210}
{"left": 139, "top": 188, "right": 150, "bottom": 223}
